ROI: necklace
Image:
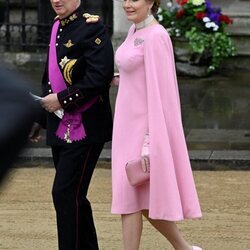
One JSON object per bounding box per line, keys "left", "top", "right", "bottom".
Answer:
{"left": 135, "top": 14, "right": 155, "bottom": 30}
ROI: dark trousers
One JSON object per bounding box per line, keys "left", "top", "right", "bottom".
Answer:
{"left": 51, "top": 143, "right": 104, "bottom": 250}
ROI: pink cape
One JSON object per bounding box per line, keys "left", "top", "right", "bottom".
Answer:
{"left": 111, "top": 24, "right": 202, "bottom": 221}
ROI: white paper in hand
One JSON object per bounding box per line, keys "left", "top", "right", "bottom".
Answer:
{"left": 29, "top": 92, "right": 64, "bottom": 119}
{"left": 54, "top": 109, "right": 64, "bottom": 119}
{"left": 29, "top": 92, "right": 43, "bottom": 101}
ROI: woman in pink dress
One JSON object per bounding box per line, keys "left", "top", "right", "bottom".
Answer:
{"left": 111, "top": 0, "right": 202, "bottom": 249}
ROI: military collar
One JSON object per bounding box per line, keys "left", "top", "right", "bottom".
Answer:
{"left": 60, "top": 6, "right": 82, "bottom": 27}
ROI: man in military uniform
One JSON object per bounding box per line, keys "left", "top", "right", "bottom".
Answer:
{"left": 30, "top": 0, "right": 114, "bottom": 249}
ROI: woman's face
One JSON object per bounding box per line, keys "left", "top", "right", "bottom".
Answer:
{"left": 123, "top": 0, "right": 153, "bottom": 24}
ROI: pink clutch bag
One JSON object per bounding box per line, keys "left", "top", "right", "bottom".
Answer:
{"left": 125, "top": 134, "right": 150, "bottom": 187}
{"left": 125, "top": 156, "right": 150, "bottom": 186}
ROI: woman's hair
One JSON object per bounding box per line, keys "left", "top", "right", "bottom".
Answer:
{"left": 151, "top": 0, "right": 160, "bottom": 15}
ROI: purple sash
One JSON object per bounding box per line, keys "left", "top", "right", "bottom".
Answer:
{"left": 49, "top": 20, "right": 97, "bottom": 143}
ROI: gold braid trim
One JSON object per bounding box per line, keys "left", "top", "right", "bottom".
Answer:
{"left": 63, "top": 59, "right": 77, "bottom": 85}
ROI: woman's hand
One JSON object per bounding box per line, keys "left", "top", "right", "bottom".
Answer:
{"left": 41, "top": 93, "right": 61, "bottom": 113}
{"left": 29, "top": 123, "right": 42, "bottom": 143}
{"left": 111, "top": 73, "right": 120, "bottom": 86}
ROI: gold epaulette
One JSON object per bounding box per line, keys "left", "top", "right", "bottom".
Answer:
{"left": 83, "top": 13, "right": 100, "bottom": 23}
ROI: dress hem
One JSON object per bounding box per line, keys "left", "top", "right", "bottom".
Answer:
{"left": 111, "top": 209, "right": 202, "bottom": 222}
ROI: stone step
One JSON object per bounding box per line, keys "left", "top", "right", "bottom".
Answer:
{"left": 225, "top": 11, "right": 250, "bottom": 57}
{"left": 227, "top": 12, "right": 250, "bottom": 32}
{"left": 230, "top": 33, "right": 250, "bottom": 57}
{"left": 186, "top": 129, "right": 250, "bottom": 150}
{"left": 17, "top": 147, "right": 250, "bottom": 170}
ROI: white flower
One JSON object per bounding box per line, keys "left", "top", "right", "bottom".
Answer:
{"left": 209, "top": 65, "right": 215, "bottom": 71}
{"left": 205, "top": 22, "right": 212, "bottom": 28}
{"left": 210, "top": 22, "right": 216, "bottom": 27}
{"left": 203, "top": 17, "right": 211, "bottom": 23}
{"left": 166, "top": 2, "right": 172, "bottom": 8}
{"left": 213, "top": 25, "right": 219, "bottom": 31}
{"left": 175, "top": 29, "right": 181, "bottom": 37}
{"left": 158, "top": 14, "right": 163, "bottom": 22}
{"left": 157, "top": 7, "right": 162, "bottom": 14}
{"left": 191, "top": 0, "right": 205, "bottom": 6}
{"left": 204, "top": 21, "right": 219, "bottom": 31}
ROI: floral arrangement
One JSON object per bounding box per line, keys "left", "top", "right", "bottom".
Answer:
{"left": 158, "top": 0, "right": 236, "bottom": 72}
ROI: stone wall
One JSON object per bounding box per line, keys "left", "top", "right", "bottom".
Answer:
{"left": 1, "top": 0, "right": 250, "bottom": 72}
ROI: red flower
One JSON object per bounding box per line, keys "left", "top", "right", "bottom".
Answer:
{"left": 196, "top": 12, "right": 206, "bottom": 20}
{"left": 177, "top": 0, "right": 188, "bottom": 6}
{"left": 219, "top": 14, "right": 233, "bottom": 24}
{"left": 176, "top": 9, "right": 185, "bottom": 18}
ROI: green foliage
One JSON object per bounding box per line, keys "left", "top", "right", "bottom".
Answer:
{"left": 158, "top": 0, "right": 236, "bottom": 72}
{"left": 185, "top": 27, "right": 236, "bottom": 71}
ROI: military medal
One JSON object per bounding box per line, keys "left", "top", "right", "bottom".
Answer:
{"left": 64, "top": 123, "right": 72, "bottom": 144}
{"left": 59, "top": 56, "right": 70, "bottom": 69}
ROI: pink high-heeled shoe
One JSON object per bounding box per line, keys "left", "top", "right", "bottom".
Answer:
{"left": 192, "top": 246, "right": 202, "bottom": 250}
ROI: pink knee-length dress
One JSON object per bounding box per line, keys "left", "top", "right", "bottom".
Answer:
{"left": 111, "top": 24, "right": 202, "bottom": 221}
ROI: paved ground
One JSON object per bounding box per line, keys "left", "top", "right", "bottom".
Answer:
{"left": 0, "top": 163, "right": 250, "bottom": 250}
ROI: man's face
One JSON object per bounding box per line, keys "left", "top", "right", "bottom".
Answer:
{"left": 50, "top": 0, "right": 81, "bottom": 19}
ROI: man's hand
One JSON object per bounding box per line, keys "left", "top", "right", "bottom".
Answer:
{"left": 41, "top": 93, "right": 62, "bottom": 113}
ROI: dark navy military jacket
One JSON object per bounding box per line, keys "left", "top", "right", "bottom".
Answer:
{"left": 41, "top": 6, "right": 114, "bottom": 146}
